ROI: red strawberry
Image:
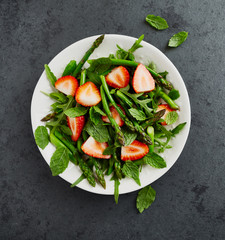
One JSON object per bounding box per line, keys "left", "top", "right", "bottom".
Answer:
{"left": 75, "top": 82, "right": 101, "bottom": 107}
{"left": 106, "top": 66, "right": 130, "bottom": 88}
{"left": 81, "top": 136, "right": 111, "bottom": 159}
{"left": 121, "top": 140, "right": 149, "bottom": 161}
{"left": 157, "top": 104, "right": 175, "bottom": 125}
{"left": 132, "top": 63, "right": 155, "bottom": 93}
{"left": 55, "top": 76, "right": 78, "bottom": 97}
{"left": 67, "top": 116, "right": 85, "bottom": 141}
{"left": 102, "top": 104, "right": 125, "bottom": 127}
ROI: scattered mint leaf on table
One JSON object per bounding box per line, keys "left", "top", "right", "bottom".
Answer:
{"left": 168, "top": 31, "right": 188, "bottom": 47}
{"left": 136, "top": 185, "right": 156, "bottom": 213}
{"left": 146, "top": 14, "right": 169, "bottom": 30}
{"left": 34, "top": 126, "right": 49, "bottom": 150}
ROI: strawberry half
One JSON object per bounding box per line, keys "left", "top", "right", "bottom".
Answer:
{"left": 121, "top": 140, "right": 149, "bottom": 161}
{"left": 132, "top": 63, "right": 155, "bottom": 93}
{"left": 55, "top": 76, "right": 78, "bottom": 97}
{"left": 102, "top": 104, "right": 125, "bottom": 127}
{"left": 75, "top": 81, "right": 101, "bottom": 107}
{"left": 157, "top": 104, "right": 175, "bottom": 125}
{"left": 106, "top": 66, "right": 130, "bottom": 88}
{"left": 81, "top": 136, "right": 111, "bottom": 159}
{"left": 67, "top": 116, "right": 85, "bottom": 141}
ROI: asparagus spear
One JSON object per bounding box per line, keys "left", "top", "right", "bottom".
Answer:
{"left": 141, "top": 109, "right": 166, "bottom": 129}
{"left": 100, "top": 85, "right": 125, "bottom": 145}
{"left": 100, "top": 75, "right": 136, "bottom": 132}
{"left": 147, "top": 126, "right": 154, "bottom": 153}
{"left": 80, "top": 69, "right": 87, "bottom": 86}
{"left": 92, "top": 157, "right": 106, "bottom": 189}
{"left": 158, "top": 91, "right": 179, "bottom": 110}
{"left": 72, "top": 35, "right": 105, "bottom": 77}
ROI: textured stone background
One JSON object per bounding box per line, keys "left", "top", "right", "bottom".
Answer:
{"left": 1, "top": 0, "right": 225, "bottom": 239}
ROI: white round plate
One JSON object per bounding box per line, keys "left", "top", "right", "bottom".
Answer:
{"left": 31, "top": 34, "right": 191, "bottom": 195}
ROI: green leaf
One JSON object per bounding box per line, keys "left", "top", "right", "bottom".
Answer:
{"left": 129, "top": 108, "right": 147, "bottom": 121}
{"left": 168, "top": 31, "right": 188, "bottom": 47}
{"left": 50, "top": 147, "right": 70, "bottom": 176}
{"left": 171, "top": 122, "right": 186, "bottom": 136}
{"left": 84, "top": 119, "right": 109, "bottom": 143}
{"left": 70, "top": 174, "right": 85, "bottom": 187}
{"left": 49, "top": 92, "right": 68, "bottom": 103}
{"left": 86, "top": 70, "right": 102, "bottom": 86}
{"left": 60, "top": 125, "right": 72, "bottom": 136}
{"left": 122, "top": 161, "right": 141, "bottom": 186}
{"left": 62, "top": 60, "right": 77, "bottom": 76}
{"left": 148, "top": 61, "right": 157, "bottom": 72}
{"left": 165, "top": 111, "right": 178, "bottom": 125}
{"left": 146, "top": 14, "right": 169, "bottom": 30}
{"left": 158, "top": 71, "right": 169, "bottom": 79}
{"left": 89, "top": 107, "right": 103, "bottom": 125}
{"left": 93, "top": 105, "right": 106, "bottom": 116}
{"left": 129, "top": 34, "right": 144, "bottom": 53}
{"left": 143, "top": 152, "right": 166, "bottom": 168}
{"left": 88, "top": 57, "right": 112, "bottom": 74}
{"left": 34, "top": 126, "right": 49, "bottom": 150}
{"left": 168, "top": 89, "right": 180, "bottom": 100}
{"left": 103, "top": 145, "right": 117, "bottom": 155}
{"left": 64, "top": 106, "right": 88, "bottom": 118}
{"left": 136, "top": 185, "right": 156, "bottom": 213}
{"left": 44, "top": 64, "right": 57, "bottom": 86}
{"left": 122, "top": 127, "right": 138, "bottom": 146}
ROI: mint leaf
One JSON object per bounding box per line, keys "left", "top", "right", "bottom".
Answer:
{"left": 34, "top": 126, "right": 49, "bottom": 150}
{"left": 148, "top": 61, "right": 157, "bottom": 72}
{"left": 143, "top": 152, "right": 166, "bottom": 169}
{"left": 171, "top": 122, "right": 186, "bottom": 136}
{"left": 165, "top": 111, "right": 178, "bottom": 125}
{"left": 44, "top": 64, "right": 57, "bottom": 86}
{"left": 103, "top": 145, "right": 117, "bottom": 155}
{"left": 122, "top": 161, "right": 141, "bottom": 186}
{"left": 122, "top": 127, "right": 138, "bottom": 146}
{"left": 60, "top": 125, "right": 72, "bottom": 136}
{"left": 168, "top": 89, "right": 180, "bottom": 100}
{"left": 89, "top": 107, "right": 103, "bottom": 125}
{"left": 62, "top": 60, "right": 77, "bottom": 76}
{"left": 146, "top": 15, "right": 169, "bottom": 30}
{"left": 136, "top": 185, "right": 156, "bottom": 213}
{"left": 93, "top": 105, "right": 106, "bottom": 116}
{"left": 129, "top": 108, "right": 147, "bottom": 121}
{"left": 64, "top": 106, "right": 88, "bottom": 118}
{"left": 168, "top": 31, "right": 188, "bottom": 47}
{"left": 84, "top": 119, "right": 109, "bottom": 143}
{"left": 50, "top": 147, "right": 70, "bottom": 176}
{"left": 88, "top": 57, "right": 112, "bottom": 74}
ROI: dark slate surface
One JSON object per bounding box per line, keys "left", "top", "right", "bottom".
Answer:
{"left": 1, "top": 0, "right": 225, "bottom": 239}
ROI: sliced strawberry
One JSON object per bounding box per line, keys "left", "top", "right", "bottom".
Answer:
{"left": 106, "top": 66, "right": 130, "bottom": 88}
{"left": 75, "top": 81, "right": 101, "bottom": 107}
{"left": 55, "top": 76, "right": 78, "bottom": 97}
{"left": 157, "top": 104, "right": 175, "bottom": 125}
{"left": 67, "top": 116, "right": 85, "bottom": 141}
{"left": 81, "top": 136, "right": 111, "bottom": 159}
{"left": 121, "top": 140, "right": 149, "bottom": 161}
{"left": 132, "top": 63, "right": 155, "bottom": 93}
{"left": 102, "top": 104, "right": 125, "bottom": 127}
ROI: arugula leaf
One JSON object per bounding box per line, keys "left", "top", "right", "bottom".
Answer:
{"left": 129, "top": 108, "right": 147, "bottom": 121}
{"left": 62, "top": 60, "right": 77, "bottom": 76}
{"left": 171, "top": 122, "right": 186, "bottom": 136}
{"left": 165, "top": 111, "right": 178, "bottom": 125}
{"left": 50, "top": 92, "right": 68, "bottom": 103}
{"left": 84, "top": 119, "right": 109, "bottom": 143}
{"left": 168, "top": 31, "right": 188, "bottom": 47}
{"left": 136, "top": 185, "right": 156, "bottom": 213}
{"left": 143, "top": 152, "right": 166, "bottom": 168}
{"left": 111, "top": 174, "right": 120, "bottom": 204}
{"left": 50, "top": 147, "right": 70, "bottom": 176}
{"left": 59, "top": 125, "right": 72, "bottom": 136}
{"left": 93, "top": 105, "right": 106, "bottom": 116}
{"left": 168, "top": 89, "right": 180, "bottom": 100}
{"left": 129, "top": 34, "right": 144, "bottom": 53}
{"left": 122, "top": 127, "right": 138, "bottom": 146}
{"left": 35, "top": 126, "right": 49, "bottom": 150}
{"left": 120, "top": 86, "right": 152, "bottom": 116}
{"left": 146, "top": 15, "right": 169, "bottom": 30}
{"left": 44, "top": 64, "right": 57, "bottom": 86}
{"left": 64, "top": 106, "right": 88, "bottom": 118}
{"left": 122, "top": 161, "right": 141, "bottom": 186}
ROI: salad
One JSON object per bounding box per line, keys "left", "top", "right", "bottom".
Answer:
{"left": 34, "top": 35, "right": 186, "bottom": 212}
